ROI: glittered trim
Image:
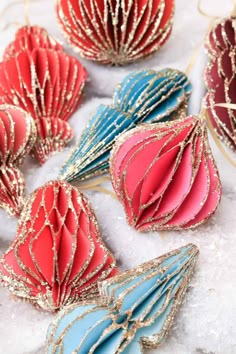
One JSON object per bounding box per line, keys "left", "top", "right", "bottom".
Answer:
{"left": 46, "top": 244, "right": 199, "bottom": 353}
{"left": 0, "top": 180, "right": 118, "bottom": 311}
{"left": 55, "top": 0, "right": 175, "bottom": 65}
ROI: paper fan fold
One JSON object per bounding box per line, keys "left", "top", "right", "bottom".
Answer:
{"left": 0, "top": 180, "right": 118, "bottom": 311}
{"left": 0, "top": 105, "right": 36, "bottom": 216}
{"left": 56, "top": 0, "right": 174, "bottom": 65}
{"left": 0, "top": 48, "right": 87, "bottom": 163}
{"left": 4, "top": 25, "right": 62, "bottom": 59}
{"left": 47, "top": 244, "right": 198, "bottom": 353}
{"left": 110, "top": 116, "right": 222, "bottom": 231}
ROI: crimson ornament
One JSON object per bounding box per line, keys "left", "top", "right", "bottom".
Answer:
{"left": 56, "top": 0, "right": 174, "bottom": 65}
{"left": 205, "top": 17, "right": 236, "bottom": 58}
{"left": 205, "top": 16, "right": 236, "bottom": 152}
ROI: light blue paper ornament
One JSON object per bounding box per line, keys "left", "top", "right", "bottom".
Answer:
{"left": 59, "top": 69, "right": 191, "bottom": 183}
{"left": 47, "top": 244, "right": 198, "bottom": 354}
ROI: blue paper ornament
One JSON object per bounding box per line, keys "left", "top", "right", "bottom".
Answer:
{"left": 47, "top": 244, "right": 198, "bottom": 354}
{"left": 59, "top": 69, "right": 191, "bottom": 183}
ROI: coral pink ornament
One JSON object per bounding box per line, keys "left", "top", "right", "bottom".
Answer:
{"left": 0, "top": 180, "right": 118, "bottom": 311}
{"left": 56, "top": 0, "right": 174, "bottom": 65}
{"left": 110, "top": 116, "right": 222, "bottom": 231}
{"left": 0, "top": 105, "right": 36, "bottom": 216}
{"left": 33, "top": 117, "right": 73, "bottom": 164}
{"left": 4, "top": 25, "right": 62, "bottom": 60}
{"left": 0, "top": 48, "right": 87, "bottom": 164}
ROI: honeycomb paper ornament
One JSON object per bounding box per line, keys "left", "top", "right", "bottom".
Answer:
{"left": 47, "top": 244, "right": 198, "bottom": 353}
{"left": 3, "top": 25, "right": 63, "bottom": 60}
{"left": 0, "top": 105, "right": 36, "bottom": 216}
{"left": 0, "top": 48, "right": 87, "bottom": 164}
{"left": 0, "top": 180, "right": 118, "bottom": 311}
{"left": 56, "top": 0, "right": 174, "bottom": 65}
{"left": 110, "top": 116, "right": 222, "bottom": 231}
{"left": 205, "top": 17, "right": 236, "bottom": 58}
{"left": 205, "top": 17, "right": 236, "bottom": 152}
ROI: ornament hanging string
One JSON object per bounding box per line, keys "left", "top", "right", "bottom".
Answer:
{"left": 0, "top": 1, "right": 22, "bottom": 30}
{"left": 231, "top": 0, "right": 236, "bottom": 16}
{"left": 24, "top": 0, "right": 30, "bottom": 26}
{"left": 197, "top": 0, "right": 236, "bottom": 21}
{"left": 197, "top": 0, "right": 220, "bottom": 21}
{"left": 185, "top": 43, "right": 202, "bottom": 76}
{"left": 185, "top": 0, "right": 219, "bottom": 75}
{"left": 74, "top": 176, "right": 117, "bottom": 199}
{"left": 0, "top": 0, "right": 42, "bottom": 31}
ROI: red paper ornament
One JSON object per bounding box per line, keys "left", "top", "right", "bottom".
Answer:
{"left": 0, "top": 105, "right": 36, "bottom": 216}
{"left": 205, "top": 18, "right": 236, "bottom": 152}
{"left": 110, "top": 116, "right": 222, "bottom": 231}
{"left": 33, "top": 117, "right": 73, "bottom": 164}
{"left": 0, "top": 166, "right": 25, "bottom": 217}
{"left": 0, "top": 180, "right": 118, "bottom": 311}
{"left": 205, "top": 47, "right": 236, "bottom": 151}
{"left": 205, "top": 17, "right": 236, "bottom": 58}
{"left": 56, "top": 0, "right": 174, "bottom": 65}
{"left": 0, "top": 48, "right": 87, "bottom": 164}
{"left": 4, "top": 25, "right": 62, "bottom": 60}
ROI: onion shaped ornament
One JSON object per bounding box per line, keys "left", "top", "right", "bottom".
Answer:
{"left": 110, "top": 116, "right": 222, "bottom": 231}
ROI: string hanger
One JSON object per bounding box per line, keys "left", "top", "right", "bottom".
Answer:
{"left": 0, "top": 0, "right": 41, "bottom": 31}
{"left": 197, "top": 0, "right": 220, "bottom": 21}
{"left": 231, "top": 0, "right": 236, "bottom": 16}
{"left": 198, "top": 0, "right": 236, "bottom": 20}
{"left": 0, "top": 1, "right": 22, "bottom": 30}
{"left": 24, "top": 0, "right": 30, "bottom": 26}
{"left": 185, "top": 0, "right": 221, "bottom": 75}
{"left": 72, "top": 176, "right": 117, "bottom": 199}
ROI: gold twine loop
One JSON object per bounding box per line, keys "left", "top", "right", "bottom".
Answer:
{"left": 74, "top": 176, "right": 117, "bottom": 199}
{"left": 185, "top": 0, "right": 221, "bottom": 75}
{"left": 197, "top": 0, "right": 220, "bottom": 21}
{"left": 24, "top": 0, "right": 30, "bottom": 26}
{"left": 231, "top": 0, "right": 236, "bottom": 17}
{"left": 185, "top": 43, "right": 202, "bottom": 76}
{"left": 0, "top": 0, "right": 35, "bottom": 31}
